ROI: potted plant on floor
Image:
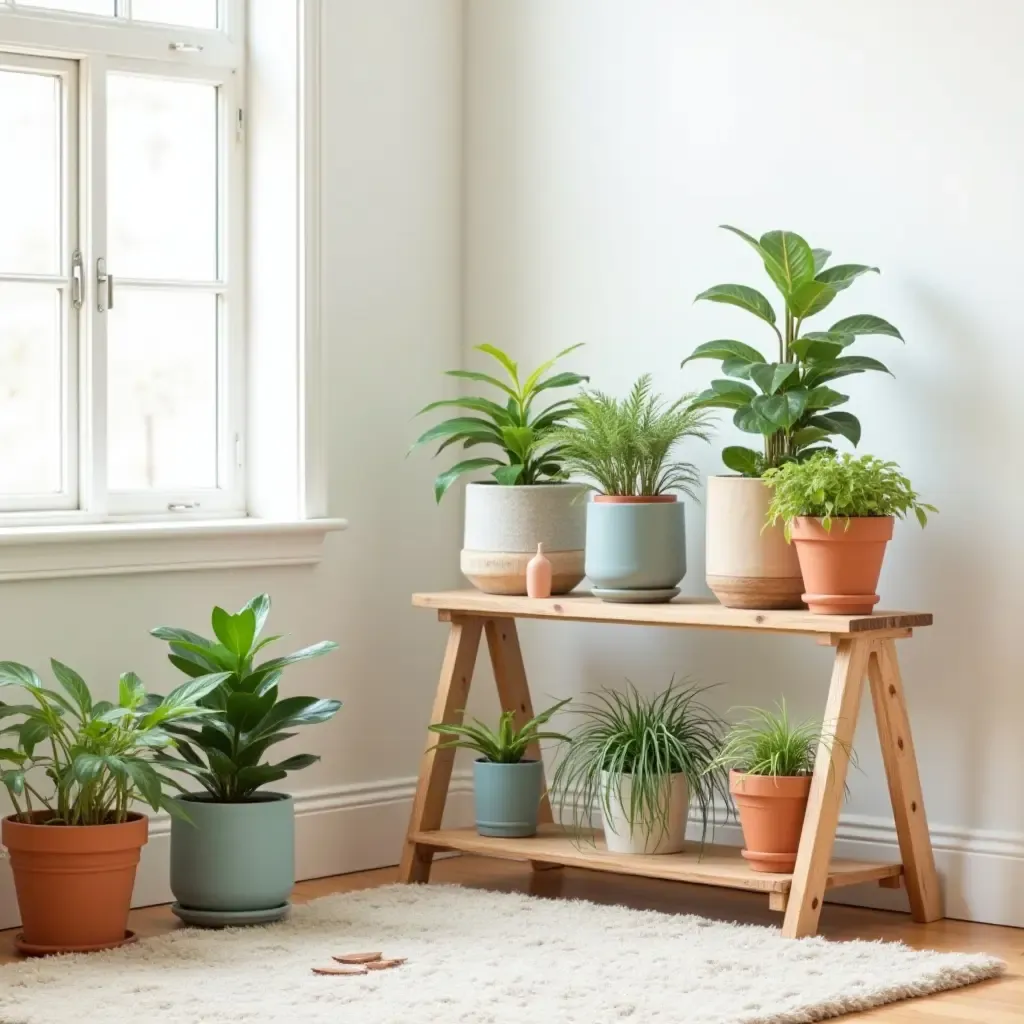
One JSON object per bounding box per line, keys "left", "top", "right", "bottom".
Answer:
{"left": 151, "top": 594, "right": 340, "bottom": 927}
{"left": 682, "top": 225, "right": 903, "bottom": 609}
{"left": 763, "top": 452, "right": 936, "bottom": 614}
{"left": 552, "top": 681, "right": 728, "bottom": 855}
{"left": 428, "top": 699, "right": 570, "bottom": 837}
{"left": 0, "top": 660, "right": 229, "bottom": 954}
{"left": 707, "top": 702, "right": 842, "bottom": 872}
{"left": 410, "top": 343, "right": 590, "bottom": 595}
{"left": 549, "top": 375, "right": 715, "bottom": 603}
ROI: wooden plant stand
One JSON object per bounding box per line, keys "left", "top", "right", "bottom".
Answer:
{"left": 399, "top": 591, "right": 942, "bottom": 939}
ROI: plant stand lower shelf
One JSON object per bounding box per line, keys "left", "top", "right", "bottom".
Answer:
{"left": 399, "top": 591, "right": 942, "bottom": 939}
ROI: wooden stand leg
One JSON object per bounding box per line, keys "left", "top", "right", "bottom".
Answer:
{"left": 398, "top": 617, "right": 483, "bottom": 883}
{"left": 783, "top": 638, "right": 870, "bottom": 938}
{"left": 868, "top": 639, "right": 943, "bottom": 922}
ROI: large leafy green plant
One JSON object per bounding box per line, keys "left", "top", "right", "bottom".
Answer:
{"left": 763, "top": 452, "right": 936, "bottom": 536}
{"left": 411, "top": 343, "right": 588, "bottom": 502}
{"left": 683, "top": 226, "right": 902, "bottom": 476}
{"left": 427, "top": 699, "right": 570, "bottom": 765}
{"left": 552, "top": 681, "right": 728, "bottom": 846}
{"left": 151, "top": 595, "right": 340, "bottom": 802}
{"left": 547, "top": 375, "right": 714, "bottom": 497}
{"left": 0, "top": 660, "right": 229, "bottom": 825}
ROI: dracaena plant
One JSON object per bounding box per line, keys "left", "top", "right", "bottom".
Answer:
{"left": 151, "top": 594, "right": 340, "bottom": 802}
{"left": 427, "top": 698, "right": 571, "bottom": 764}
{"left": 410, "top": 343, "right": 589, "bottom": 502}
{"left": 682, "top": 226, "right": 903, "bottom": 476}
{"left": 0, "top": 660, "right": 230, "bottom": 825}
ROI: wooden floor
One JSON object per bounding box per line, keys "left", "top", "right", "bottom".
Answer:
{"left": 2, "top": 855, "right": 1020, "bottom": 1021}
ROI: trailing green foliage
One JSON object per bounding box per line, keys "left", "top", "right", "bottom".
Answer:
{"left": 0, "top": 660, "right": 228, "bottom": 825}
{"left": 411, "top": 343, "right": 589, "bottom": 502}
{"left": 151, "top": 594, "right": 341, "bottom": 802}
{"left": 551, "top": 681, "right": 729, "bottom": 847}
{"left": 707, "top": 701, "right": 822, "bottom": 778}
{"left": 547, "top": 375, "right": 715, "bottom": 497}
{"left": 682, "top": 226, "right": 902, "bottom": 475}
{"left": 427, "top": 698, "right": 571, "bottom": 765}
{"left": 763, "top": 452, "right": 937, "bottom": 536}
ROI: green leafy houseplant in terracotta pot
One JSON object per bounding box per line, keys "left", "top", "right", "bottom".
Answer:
{"left": 411, "top": 343, "right": 590, "bottom": 595}
{"left": 683, "top": 226, "right": 903, "bottom": 609}
{"left": 151, "top": 594, "right": 340, "bottom": 927}
{"left": 428, "top": 699, "right": 570, "bottom": 838}
{"left": 0, "top": 660, "right": 228, "bottom": 954}
{"left": 763, "top": 452, "right": 936, "bottom": 614}
{"left": 549, "top": 375, "right": 714, "bottom": 603}
{"left": 552, "top": 682, "right": 728, "bottom": 855}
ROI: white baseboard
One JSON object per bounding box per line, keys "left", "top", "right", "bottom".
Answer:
{"left": 0, "top": 772, "right": 475, "bottom": 931}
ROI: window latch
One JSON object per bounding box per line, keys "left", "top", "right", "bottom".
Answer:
{"left": 71, "top": 249, "right": 84, "bottom": 311}
{"left": 96, "top": 257, "right": 113, "bottom": 312}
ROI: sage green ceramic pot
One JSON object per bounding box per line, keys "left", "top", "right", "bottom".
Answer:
{"left": 170, "top": 793, "right": 294, "bottom": 927}
{"left": 473, "top": 759, "right": 544, "bottom": 838}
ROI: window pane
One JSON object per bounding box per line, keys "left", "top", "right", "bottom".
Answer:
{"left": 131, "top": 0, "right": 217, "bottom": 29}
{"left": 108, "top": 288, "right": 218, "bottom": 491}
{"left": 14, "top": 0, "right": 114, "bottom": 14}
{"left": 108, "top": 75, "right": 218, "bottom": 280}
{"left": 0, "top": 69, "right": 60, "bottom": 275}
{"left": 0, "top": 284, "right": 63, "bottom": 495}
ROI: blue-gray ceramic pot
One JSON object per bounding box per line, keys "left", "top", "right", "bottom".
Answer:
{"left": 473, "top": 759, "right": 544, "bottom": 838}
{"left": 585, "top": 497, "right": 687, "bottom": 591}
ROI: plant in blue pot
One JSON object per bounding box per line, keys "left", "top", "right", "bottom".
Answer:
{"left": 151, "top": 594, "right": 340, "bottom": 927}
{"left": 428, "top": 700, "right": 570, "bottom": 837}
{"left": 549, "top": 375, "right": 715, "bottom": 603}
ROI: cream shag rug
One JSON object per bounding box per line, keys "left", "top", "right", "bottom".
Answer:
{"left": 0, "top": 885, "right": 1004, "bottom": 1024}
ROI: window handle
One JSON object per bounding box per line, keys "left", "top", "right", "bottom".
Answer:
{"left": 71, "top": 249, "right": 83, "bottom": 311}
{"left": 96, "top": 258, "right": 114, "bottom": 312}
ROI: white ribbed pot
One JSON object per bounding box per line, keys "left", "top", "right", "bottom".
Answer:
{"left": 460, "top": 482, "right": 586, "bottom": 595}
{"left": 705, "top": 476, "right": 804, "bottom": 610}
{"left": 599, "top": 771, "right": 689, "bottom": 855}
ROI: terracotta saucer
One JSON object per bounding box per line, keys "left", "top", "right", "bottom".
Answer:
{"left": 14, "top": 929, "right": 137, "bottom": 957}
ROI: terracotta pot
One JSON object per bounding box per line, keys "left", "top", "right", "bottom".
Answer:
{"left": 790, "top": 516, "right": 894, "bottom": 615}
{"left": 2, "top": 811, "right": 148, "bottom": 954}
{"left": 730, "top": 771, "right": 811, "bottom": 873}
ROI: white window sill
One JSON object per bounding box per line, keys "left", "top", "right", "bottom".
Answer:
{"left": 0, "top": 518, "right": 348, "bottom": 582}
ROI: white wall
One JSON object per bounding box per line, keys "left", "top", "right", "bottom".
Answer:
{"left": 0, "top": 0, "right": 468, "bottom": 928}
{"left": 464, "top": 0, "right": 1024, "bottom": 925}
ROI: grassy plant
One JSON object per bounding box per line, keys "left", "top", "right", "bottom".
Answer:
{"left": 548, "top": 375, "right": 715, "bottom": 497}
{"left": 551, "top": 681, "right": 728, "bottom": 845}
{"left": 427, "top": 699, "right": 571, "bottom": 764}
{"left": 763, "top": 451, "right": 937, "bottom": 537}
{"left": 411, "top": 343, "right": 589, "bottom": 502}
{"left": 708, "top": 701, "right": 820, "bottom": 777}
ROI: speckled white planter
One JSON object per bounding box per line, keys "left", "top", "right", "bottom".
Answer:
{"left": 460, "top": 483, "right": 586, "bottom": 595}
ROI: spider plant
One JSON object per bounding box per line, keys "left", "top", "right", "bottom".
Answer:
{"left": 427, "top": 699, "right": 571, "bottom": 764}
{"left": 547, "top": 375, "right": 714, "bottom": 497}
{"left": 552, "top": 681, "right": 728, "bottom": 846}
{"left": 708, "top": 701, "right": 821, "bottom": 778}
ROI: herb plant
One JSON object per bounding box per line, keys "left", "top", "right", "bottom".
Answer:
{"left": 0, "top": 660, "right": 229, "bottom": 825}
{"left": 427, "top": 698, "right": 571, "bottom": 764}
{"left": 548, "top": 375, "right": 715, "bottom": 497}
{"left": 411, "top": 343, "right": 589, "bottom": 502}
{"left": 151, "top": 594, "right": 341, "bottom": 802}
{"left": 683, "top": 226, "right": 902, "bottom": 476}
{"left": 763, "top": 452, "right": 937, "bottom": 536}
{"left": 552, "top": 681, "right": 728, "bottom": 846}
{"left": 708, "top": 701, "right": 822, "bottom": 778}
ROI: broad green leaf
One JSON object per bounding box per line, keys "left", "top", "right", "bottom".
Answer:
{"left": 680, "top": 339, "right": 764, "bottom": 368}
{"left": 0, "top": 748, "right": 27, "bottom": 765}
{"left": 250, "top": 696, "right": 342, "bottom": 739}
{"left": 1, "top": 770, "right": 25, "bottom": 796}
{"left": 20, "top": 719, "right": 50, "bottom": 755}
{"left": 691, "top": 389, "right": 748, "bottom": 411}
{"left": 433, "top": 457, "right": 502, "bottom": 503}
{"left": 96, "top": 706, "right": 135, "bottom": 724}
{"left": 0, "top": 704, "right": 40, "bottom": 722}
{"left": 733, "top": 404, "right": 774, "bottom": 435}
{"left": 257, "top": 642, "right": 339, "bottom": 675}
{"left": 161, "top": 672, "right": 233, "bottom": 714}
{"left": 167, "top": 642, "right": 224, "bottom": 674}
{"left": 829, "top": 313, "right": 904, "bottom": 341}
{"left": 212, "top": 606, "right": 256, "bottom": 660}
{"left": 789, "top": 280, "right": 837, "bottom": 319}
{"left": 499, "top": 425, "right": 534, "bottom": 461}
{"left": 815, "top": 264, "right": 879, "bottom": 292}
{"left": 749, "top": 362, "right": 797, "bottom": 396}
{"left": 812, "top": 248, "right": 831, "bottom": 273}
{"left": 443, "top": 369, "right": 516, "bottom": 399}
{"left": 253, "top": 670, "right": 283, "bottom": 698}
{"left": 409, "top": 416, "right": 503, "bottom": 452}
{"left": 722, "top": 357, "right": 760, "bottom": 379}
{"left": 759, "top": 230, "right": 815, "bottom": 296}
{"left": 242, "top": 594, "right": 272, "bottom": 638}
{"left": 226, "top": 690, "right": 275, "bottom": 733}
{"left": 272, "top": 753, "right": 320, "bottom": 772}
{"left": 751, "top": 390, "right": 808, "bottom": 430}
{"left": 415, "top": 396, "right": 512, "bottom": 424}
{"left": 521, "top": 343, "right": 585, "bottom": 395}
{"left": 168, "top": 654, "right": 209, "bottom": 679}
{"left": 804, "top": 355, "right": 892, "bottom": 386}
{"left": 118, "top": 671, "right": 146, "bottom": 710}
{"left": 695, "top": 284, "right": 776, "bottom": 325}
{"left": 790, "top": 426, "right": 831, "bottom": 448}
{"left": 50, "top": 659, "right": 91, "bottom": 717}
{"left": 711, "top": 379, "right": 757, "bottom": 399}
{"left": 530, "top": 371, "right": 589, "bottom": 397}
{"left": 235, "top": 765, "right": 289, "bottom": 794}
{"left": 493, "top": 463, "right": 525, "bottom": 486}
{"left": 122, "top": 759, "right": 164, "bottom": 811}
{"left": 72, "top": 752, "right": 105, "bottom": 783}
{"left": 790, "top": 338, "right": 844, "bottom": 362}
{"left": 150, "top": 626, "right": 217, "bottom": 650}
{"left": 474, "top": 344, "right": 519, "bottom": 385}
{"left": 804, "top": 386, "right": 848, "bottom": 410}
{"left": 722, "top": 446, "right": 761, "bottom": 476}
{"left": 0, "top": 662, "right": 42, "bottom": 690}
{"left": 807, "top": 410, "right": 862, "bottom": 446}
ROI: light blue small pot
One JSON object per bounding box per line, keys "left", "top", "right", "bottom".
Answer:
{"left": 473, "top": 759, "right": 544, "bottom": 838}
{"left": 585, "top": 498, "right": 687, "bottom": 592}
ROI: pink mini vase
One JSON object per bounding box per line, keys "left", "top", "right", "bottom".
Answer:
{"left": 526, "top": 543, "right": 553, "bottom": 599}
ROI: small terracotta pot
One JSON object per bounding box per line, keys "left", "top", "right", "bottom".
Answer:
{"left": 2, "top": 811, "right": 148, "bottom": 954}
{"left": 789, "top": 516, "right": 895, "bottom": 615}
{"left": 730, "top": 770, "right": 811, "bottom": 873}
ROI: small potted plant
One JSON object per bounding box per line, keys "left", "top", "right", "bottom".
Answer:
{"left": 0, "top": 659, "right": 228, "bottom": 954}
{"left": 549, "top": 375, "right": 714, "bottom": 603}
{"left": 552, "top": 681, "right": 727, "bottom": 855}
{"left": 428, "top": 699, "right": 570, "bottom": 837}
{"left": 151, "top": 594, "right": 340, "bottom": 927}
{"left": 682, "top": 225, "right": 903, "bottom": 609}
{"left": 763, "top": 452, "right": 936, "bottom": 614}
{"left": 410, "top": 343, "right": 590, "bottom": 595}
{"left": 707, "top": 702, "right": 840, "bottom": 873}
